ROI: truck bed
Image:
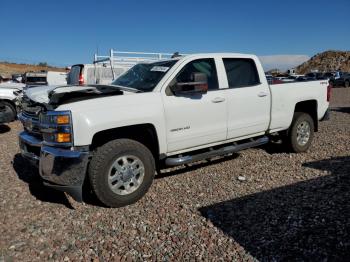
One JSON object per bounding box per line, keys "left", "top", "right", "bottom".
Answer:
{"left": 269, "top": 80, "right": 329, "bottom": 132}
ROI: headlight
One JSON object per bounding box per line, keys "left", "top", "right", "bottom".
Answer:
{"left": 40, "top": 111, "right": 73, "bottom": 146}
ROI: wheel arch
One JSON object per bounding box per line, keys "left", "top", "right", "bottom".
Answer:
{"left": 293, "top": 100, "right": 318, "bottom": 132}
{"left": 91, "top": 123, "right": 160, "bottom": 159}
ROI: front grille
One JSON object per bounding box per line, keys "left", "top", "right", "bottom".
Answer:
{"left": 20, "top": 96, "right": 45, "bottom": 135}
{"left": 22, "top": 110, "right": 39, "bottom": 122}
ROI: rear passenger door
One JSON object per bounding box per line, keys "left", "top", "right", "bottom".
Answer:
{"left": 223, "top": 58, "right": 271, "bottom": 139}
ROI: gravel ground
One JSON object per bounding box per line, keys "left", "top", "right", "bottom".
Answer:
{"left": 0, "top": 88, "right": 349, "bottom": 261}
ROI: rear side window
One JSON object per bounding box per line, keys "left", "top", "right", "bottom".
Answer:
{"left": 223, "top": 58, "right": 260, "bottom": 88}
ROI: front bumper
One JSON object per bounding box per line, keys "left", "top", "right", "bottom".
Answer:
{"left": 19, "top": 131, "right": 90, "bottom": 201}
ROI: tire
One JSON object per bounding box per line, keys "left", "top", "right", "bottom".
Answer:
{"left": 2, "top": 101, "right": 16, "bottom": 122}
{"left": 345, "top": 80, "right": 350, "bottom": 88}
{"left": 89, "top": 139, "right": 155, "bottom": 207}
{"left": 285, "top": 112, "right": 314, "bottom": 153}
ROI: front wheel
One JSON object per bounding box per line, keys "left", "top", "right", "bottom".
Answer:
{"left": 2, "top": 101, "right": 16, "bottom": 122}
{"left": 285, "top": 112, "right": 314, "bottom": 153}
{"left": 89, "top": 139, "right": 155, "bottom": 207}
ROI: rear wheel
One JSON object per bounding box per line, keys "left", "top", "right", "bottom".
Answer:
{"left": 89, "top": 139, "right": 155, "bottom": 207}
{"left": 285, "top": 112, "right": 314, "bottom": 153}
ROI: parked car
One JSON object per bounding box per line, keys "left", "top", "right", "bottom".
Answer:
{"left": 0, "top": 83, "right": 23, "bottom": 121}
{"left": 296, "top": 76, "right": 309, "bottom": 81}
{"left": 24, "top": 71, "right": 67, "bottom": 88}
{"left": 19, "top": 53, "right": 330, "bottom": 207}
{"left": 0, "top": 101, "right": 13, "bottom": 124}
{"left": 304, "top": 72, "right": 326, "bottom": 81}
{"left": 322, "top": 72, "right": 334, "bottom": 79}
{"left": 266, "top": 75, "right": 284, "bottom": 84}
{"left": 333, "top": 73, "right": 350, "bottom": 88}
{"left": 281, "top": 76, "right": 297, "bottom": 82}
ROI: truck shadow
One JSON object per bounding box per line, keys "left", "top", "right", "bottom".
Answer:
{"left": 0, "top": 124, "right": 11, "bottom": 134}
{"left": 12, "top": 154, "right": 74, "bottom": 209}
{"left": 198, "top": 156, "right": 350, "bottom": 261}
{"left": 258, "top": 140, "right": 287, "bottom": 155}
{"left": 331, "top": 107, "right": 350, "bottom": 114}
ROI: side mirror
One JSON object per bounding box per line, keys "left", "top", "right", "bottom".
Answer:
{"left": 171, "top": 72, "right": 208, "bottom": 95}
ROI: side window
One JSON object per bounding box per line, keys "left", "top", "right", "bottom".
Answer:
{"left": 175, "top": 58, "right": 219, "bottom": 91}
{"left": 223, "top": 58, "right": 260, "bottom": 88}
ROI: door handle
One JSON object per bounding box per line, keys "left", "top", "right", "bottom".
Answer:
{"left": 211, "top": 97, "right": 226, "bottom": 103}
{"left": 258, "top": 92, "right": 268, "bottom": 97}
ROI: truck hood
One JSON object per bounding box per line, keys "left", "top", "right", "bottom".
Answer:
{"left": 24, "top": 85, "right": 59, "bottom": 103}
{"left": 24, "top": 84, "right": 133, "bottom": 106}
{"left": 0, "top": 85, "right": 23, "bottom": 100}
{"left": 0, "top": 82, "right": 25, "bottom": 90}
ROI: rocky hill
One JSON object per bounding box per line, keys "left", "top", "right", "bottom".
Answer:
{"left": 296, "top": 50, "right": 350, "bottom": 74}
{"left": 0, "top": 61, "right": 65, "bottom": 78}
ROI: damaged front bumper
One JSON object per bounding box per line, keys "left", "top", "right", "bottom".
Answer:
{"left": 19, "top": 131, "right": 90, "bottom": 201}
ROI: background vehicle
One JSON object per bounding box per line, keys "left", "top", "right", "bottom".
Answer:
{"left": 68, "top": 50, "right": 176, "bottom": 85}
{"left": 304, "top": 72, "right": 326, "bottom": 81}
{"left": 322, "top": 72, "right": 334, "bottom": 79}
{"left": 333, "top": 73, "right": 350, "bottom": 88}
{"left": 266, "top": 75, "right": 284, "bottom": 84}
{"left": 25, "top": 71, "right": 67, "bottom": 87}
{"left": 0, "top": 84, "right": 23, "bottom": 121}
{"left": 19, "top": 53, "right": 330, "bottom": 208}
{"left": 281, "top": 76, "right": 297, "bottom": 82}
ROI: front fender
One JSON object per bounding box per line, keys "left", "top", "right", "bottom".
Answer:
{"left": 57, "top": 93, "right": 167, "bottom": 154}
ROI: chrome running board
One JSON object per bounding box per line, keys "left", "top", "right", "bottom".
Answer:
{"left": 165, "top": 136, "right": 269, "bottom": 166}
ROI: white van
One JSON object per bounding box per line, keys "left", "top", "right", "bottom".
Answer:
{"left": 67, "top": 50, "right": 177, "bottom": 85}
{"left": 25, "top": 71, "right": 67, "bottom": 87}
{"left": 67, "top": 64, "right": 128, "bottom": 85}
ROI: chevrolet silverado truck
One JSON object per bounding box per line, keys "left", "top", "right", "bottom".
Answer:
{"left": 18, "top": 53, "right": 331, "bottom": 207}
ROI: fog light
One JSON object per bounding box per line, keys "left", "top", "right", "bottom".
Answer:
{"left": 56, "top": 133, "right": 71, "bottom": 143}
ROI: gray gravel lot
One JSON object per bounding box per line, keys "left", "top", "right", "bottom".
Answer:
{"left": 0, "top": 88, "right": 349, "bottom": 261}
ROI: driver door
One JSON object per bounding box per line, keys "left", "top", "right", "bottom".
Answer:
{"left": 162, "top": 58, "right": 227, "bottom": 153}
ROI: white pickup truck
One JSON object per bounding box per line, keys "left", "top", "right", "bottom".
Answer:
{"left": 18, "top": 53, "right": 330, "bottom": 207}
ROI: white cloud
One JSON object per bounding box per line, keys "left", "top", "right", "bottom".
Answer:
{"left": 259, "top": 55, "right": 310, "bottom": 71}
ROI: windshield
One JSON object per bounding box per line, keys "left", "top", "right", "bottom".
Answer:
{"left": 112, "top": 60, "right": 177, "bottom": 92}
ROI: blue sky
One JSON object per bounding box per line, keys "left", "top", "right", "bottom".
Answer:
{"left": 0, "top": 0, "right": 349, "bottom": 69}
